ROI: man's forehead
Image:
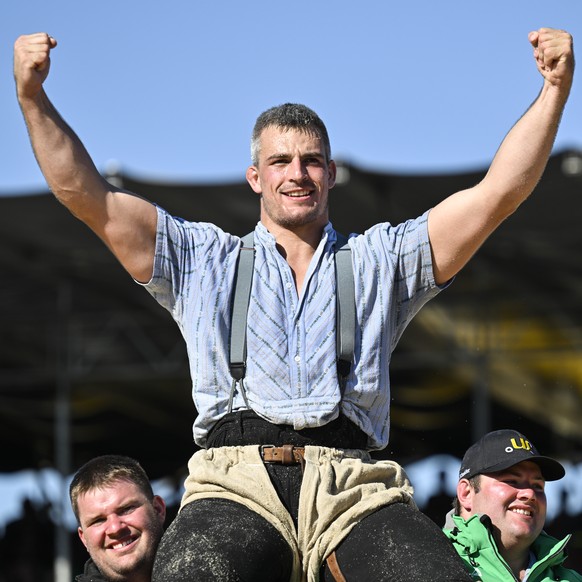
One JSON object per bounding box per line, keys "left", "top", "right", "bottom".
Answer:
{"left": 259, "top": 125, "right": 322, "bottom": 145}
{"left": 258, "top": 126, "right": 324, "bottom": 159}
{"left": 487, "top": 460, "right": 545, "bottom": 480}
{"left": 78, "top": 480, "right": 142, "bottom": 509}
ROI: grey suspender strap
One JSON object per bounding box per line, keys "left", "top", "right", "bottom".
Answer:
{"left": 334, "top": 233, "right": 355, "bottom": 385}
{"left": 228, "top": 231, "right": 355, "bottom": 411}
{"left": 228, "top": 232, "right": 254, "bottom": 412}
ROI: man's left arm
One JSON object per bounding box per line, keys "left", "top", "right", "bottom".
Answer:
{"left": 428, "top": 28, "right": 574, "bottom": 285}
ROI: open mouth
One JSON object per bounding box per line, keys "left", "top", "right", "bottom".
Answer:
{"left": 281, "top": 189, "right": 312, "bottom": 198}
{"left": 109, "top": 535, "right": 138, "bottom": 551}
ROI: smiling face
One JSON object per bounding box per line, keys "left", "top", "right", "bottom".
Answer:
{"left": 246, "top": 125, "right": 336, "bottom": 237}
{"left": 458, "top": 461, "right": 547, "bottom": 558}
{"left": 77, "top": 480, "right": 166, "bottom": 582}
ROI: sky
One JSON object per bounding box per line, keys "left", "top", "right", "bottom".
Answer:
{"left": 1, "top": 0, "right": 582, "bottom": 530}
{"left": 2, "top": 0, "right": 581, "bottom": 196}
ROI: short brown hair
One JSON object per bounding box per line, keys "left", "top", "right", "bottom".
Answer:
{"left": 69, "top": 455, "right": 154, "bottom": 523}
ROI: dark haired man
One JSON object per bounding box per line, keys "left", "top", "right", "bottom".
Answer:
{"left": 14, "top": 27, "right": 574, "bottom": 581}
{"left": 444, "top": 430, "right": 582, "bottom": 581}
{"left": 70, "top": 455, "right": 166, "bottom": 582}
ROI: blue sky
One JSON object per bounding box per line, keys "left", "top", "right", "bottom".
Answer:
{"left": 1, "top": 0, "right": 581, "bottom": 529}
{"left": 3, "top": 1, "right": 581, "bottom": 195}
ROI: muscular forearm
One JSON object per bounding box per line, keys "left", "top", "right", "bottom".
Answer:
{"left": 18, "top": 88, "right": 111, "bottom": 227}
{"left": 480, "top": 80, "right": 570, "bottom": 217}
{"left": 481, "top": 28, "right": 574, "bottom": 215}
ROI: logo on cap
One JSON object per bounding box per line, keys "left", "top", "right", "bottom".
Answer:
{"left": 507, "top": 437, "right": 532, "bottom": 453}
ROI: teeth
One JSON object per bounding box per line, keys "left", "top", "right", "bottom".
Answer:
{"left": 512, "top": 508, "right": 532, "bottom": 516}
{"left": 284, "top": 191, "right": 310, "bottom": 197}
{"left": 112, "top": 539, "right": 133, "bottom": 549}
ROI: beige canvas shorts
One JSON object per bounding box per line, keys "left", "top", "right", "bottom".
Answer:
{"left": 181, "top": 445, "right": 416, "bottom": 582}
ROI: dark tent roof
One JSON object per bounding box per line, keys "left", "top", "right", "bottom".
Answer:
{"left": 2, "top": 150, "right": 582, "bottom": 479}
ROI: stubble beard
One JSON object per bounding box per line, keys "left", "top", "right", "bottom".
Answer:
{"left": 96, "top": 520, "right": 163, "bottom": 581}
{"left": 262, "top": 196, "right": 329, "bottom": 230}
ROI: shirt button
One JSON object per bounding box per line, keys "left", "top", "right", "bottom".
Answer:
{"left": 286, "top": 282, "right": 292, "bottom": 289}
{"left": 294, "top": 355, "right": 301, "bottom": 363}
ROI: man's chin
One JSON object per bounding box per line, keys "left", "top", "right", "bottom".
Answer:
{"left": 275, "top": 211, "right": 327, "bottom": 230}
{"left": 97, "top": 555, "right": 146, "bottom": 581}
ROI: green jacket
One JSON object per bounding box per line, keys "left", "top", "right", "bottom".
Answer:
{"left": 443, "top": 511, "right": 582, "bottom": 582}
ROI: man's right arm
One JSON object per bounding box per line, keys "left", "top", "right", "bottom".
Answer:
{"left": 14, "top": 33, "right": 157, "bottom": 283}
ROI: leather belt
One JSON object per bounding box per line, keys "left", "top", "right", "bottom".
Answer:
{"left": 260, "top": 444, "right": 305, "bottom": 465}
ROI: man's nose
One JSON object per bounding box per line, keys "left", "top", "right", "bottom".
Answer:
{"left": 106, "top": 514, "right": 125, "bottom": 534}
{"left": 516, "top": 486, "right": 537, "bottom": 501}
{"left": 288, "top": 158, "right": 307, "bottom": 180}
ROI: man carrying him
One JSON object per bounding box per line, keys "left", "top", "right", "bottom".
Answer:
{"left": 14, "top": 27, "right": 574, "bottom": 581}
{"left": 70, "top": 455, "right": 166, "bottom": 582}
{"left": 444, "top": 429, "right": 582, "bottom": 581}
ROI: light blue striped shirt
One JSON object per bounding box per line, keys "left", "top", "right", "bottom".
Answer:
{"left": 144, "top": 206, "right": 442, "bottom": 449}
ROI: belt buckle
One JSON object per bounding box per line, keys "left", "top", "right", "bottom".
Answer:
{"left": 259, "top": 444, "right": 276, "bottom": 460}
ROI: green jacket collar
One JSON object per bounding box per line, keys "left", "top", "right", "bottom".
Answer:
{"left": 443, "top": 511, "right": 581, "bottom": 581}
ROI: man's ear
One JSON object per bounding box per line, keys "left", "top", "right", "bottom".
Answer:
{"left": 153, "top": 495, "right": 167, "bottom": 523}
{"left": 457, "top": 479, "right": 474, "bottom": 514}
{"left": 78, "top": 526, "right": 88, "bottom": 549}
{"left": 246, "top": 165, "right": 261, "bottom": 194}
{"left": 327, "top": 159, "right": 337, "bottom": 190}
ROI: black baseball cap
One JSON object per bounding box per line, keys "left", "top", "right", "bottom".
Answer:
{"left": 459, "top": 429, "right": 565, "bottom": 482}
